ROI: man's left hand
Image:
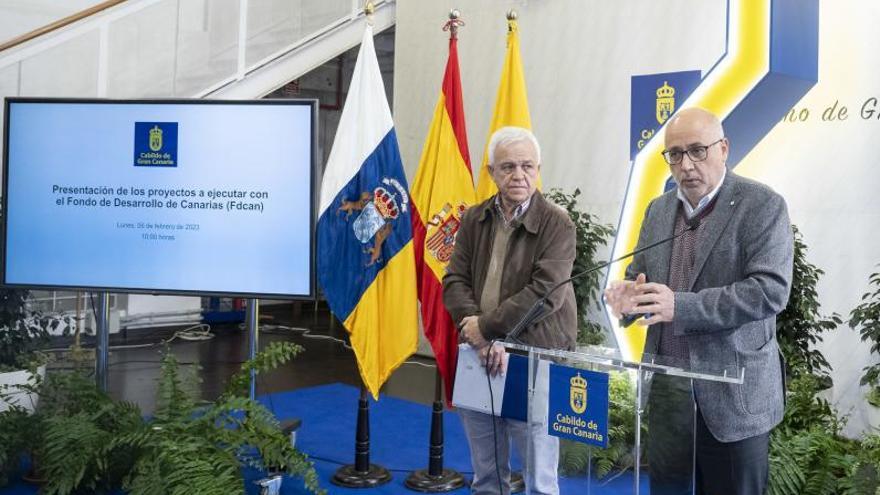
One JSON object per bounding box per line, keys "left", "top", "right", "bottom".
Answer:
{"left": 460, "top": 315, "right": 488, "bottom": 348}
{"left": 630, "top": 282, "right": 675, "bottom": 325}
{"left": 479, "top": 342, "right": 507, "bottom": 377}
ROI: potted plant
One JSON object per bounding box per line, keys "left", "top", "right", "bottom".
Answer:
{"left": 546, "top": 188, "right": 616, "bottom": 345}
{"left": 0, "top": 341, "right": 323, "bottom": 494}
{"left": 0, "top": 288, "right": 52, "bottom": 413}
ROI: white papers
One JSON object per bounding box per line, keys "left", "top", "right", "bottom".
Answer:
{"left": 452, "top": 344, "right": 507, "bottom": 414}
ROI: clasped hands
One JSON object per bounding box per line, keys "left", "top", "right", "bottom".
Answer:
{"left": 459, "top": 315, "right": 507, "bottom": 376}
{"left": 604, "top": 273, "right": 675, "bottom": 326}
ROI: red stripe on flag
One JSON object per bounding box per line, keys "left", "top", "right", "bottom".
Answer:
{"left": 442, "top": 38, "right": 472, "bottom": 173}
{"left": 412, "top": 203, "right": 428, "bottom": 293}
{"left": 411, "top": 203, "right": 459, "bottom": 405}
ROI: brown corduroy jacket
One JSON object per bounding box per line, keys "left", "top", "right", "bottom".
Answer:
{"left": 442, "top": 191, "right": 578, "bottom": 351}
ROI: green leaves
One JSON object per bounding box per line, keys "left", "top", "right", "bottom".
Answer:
{"left": 223, "top": 341, "right": 303, "bottom": 400}
{"left": 776, "top": 225, "right": 840, "bottom": 384}
{"left": 0, "top": 341, "right": 321, "bottom": 494}
{"left": 546, "top": 188, "right": 615, "bottom": 345}
{"left": 769, "top": 373, "right": 880, "bottom": 494}
{"left": 0, "top": 289, "right": 52, "bottom": 371}
{"left": 849, "top": 268, "right": 880, "bottom": 402}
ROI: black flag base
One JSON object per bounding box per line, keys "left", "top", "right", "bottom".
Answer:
{"left": 404, "top": 468, "right": 466, "bottom": 493}
{"left": 331, "top": 386, "right": 392, "bottom": 488}
{"left": 331, "top": 464, "right": 392, "bottom": 488}
{"left": 405, "top": 371, "right": 466, "bottom": 492}
{"left": 510, "top": 472, "right": 525, "bottom": 493}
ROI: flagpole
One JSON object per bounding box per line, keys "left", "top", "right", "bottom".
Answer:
{"left": 331, "top": 384, "right": 392, "bottom": 488}
{"left": 405, "top": 369, "right": 466, "bottom": 492}
{"left": 327, "top": 6, "right": 394, "bottom": 487}
{"left": 404, "top": 9, "right": 468, "bottom": 493}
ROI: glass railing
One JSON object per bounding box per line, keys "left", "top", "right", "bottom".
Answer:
{"left": 0, "top": 0, "right": 391, "bottom": 104}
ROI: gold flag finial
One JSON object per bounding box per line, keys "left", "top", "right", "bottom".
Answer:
{"left": 364, "top": 2, "right": 375, "bottom": 26}
{"left": 506, "top": 9, "right": 518, "bottom": 33}
{"left": 444, "top": 9, "right": 465, "bottom": 39}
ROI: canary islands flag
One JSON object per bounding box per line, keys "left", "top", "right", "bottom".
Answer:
{"left": 317, "top": 25, "right": 418, "bottom": 399}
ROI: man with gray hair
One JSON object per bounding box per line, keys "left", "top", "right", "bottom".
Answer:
{"left": 444, "top": 126, "right": 577, "bottom": 495}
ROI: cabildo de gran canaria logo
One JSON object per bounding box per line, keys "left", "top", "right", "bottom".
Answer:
{"left": 569, "top": 372, "right": 587, "bottom": 414}
{"left": 629, "top": 71, "right": 701, "bottom": 160}
{"left": 548, "top": 365, "right": 608, "bottom": 447}
{"left": 134, "top": 122, "right": 178, "bottom": 167}
{"left": 655, "top": 81, "right": 676, "bottom": 125}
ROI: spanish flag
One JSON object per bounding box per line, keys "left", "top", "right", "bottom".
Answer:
{"left": 410, "top": 29, "right": 475, "bottom": 405}
{"left": 474, "top": 17, "right": 538, "bottom": 202}
{"left": 317, "top": 25, "right": 418, "bottom": 399}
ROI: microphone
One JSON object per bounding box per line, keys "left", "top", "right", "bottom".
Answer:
{"left": 504, "top": 217, "right": 701, "bottom": 344}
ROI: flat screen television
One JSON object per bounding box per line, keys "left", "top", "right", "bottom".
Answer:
{"left": 2, "top": 98, "right": 316, "bottom": 299}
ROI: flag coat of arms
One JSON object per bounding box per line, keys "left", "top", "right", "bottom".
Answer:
{"left": 410, "top": 30, "right": 475, "bottom": 405}
{"left": 317, "top": 25, "right": 418, "bottom": 399}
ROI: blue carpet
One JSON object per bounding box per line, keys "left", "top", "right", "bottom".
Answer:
{"left": 2, "top": 383, "right": 645, "bottom": 494}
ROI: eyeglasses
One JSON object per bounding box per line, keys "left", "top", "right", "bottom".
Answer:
{"left": 661, "top": 138, "right": 724, "bottom": 165}
{"left": 493, "top": 161, "right": 538, "bottom": 176}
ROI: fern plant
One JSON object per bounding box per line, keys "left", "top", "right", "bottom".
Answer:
{"left": 768, "top": 373, "right": 880, "bottom": 495}
{"left": 0, "top": 406, "right": 34, "bottom": 486}
{"left": 850, "top": 268, "right": 880, "bottom": 406}
{"left": 1, "top": 341, "right": 323, "bottom": 494}
{"left": 546, "top": 188, "right": 615, "bottom": 345}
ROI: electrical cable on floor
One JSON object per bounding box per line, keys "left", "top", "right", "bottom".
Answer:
{"left": 256, "top": 324, "right": 437, "bottom": 369}
{"left": 41, "top": 323, "right": 215, "bottom": 353}
{"left": 43, "top": 319, "right": 434, "bottom": 379}
{"left": 250, "top": 323, "right": 353, "bottom": 350}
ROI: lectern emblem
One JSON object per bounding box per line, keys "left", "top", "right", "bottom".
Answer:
{"left": 569, "top": 372, "right": 587, "bottom": 414}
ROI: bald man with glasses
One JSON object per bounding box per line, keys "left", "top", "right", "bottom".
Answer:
{"left": 606, "top": 108, "right": 794, "bottom": 495}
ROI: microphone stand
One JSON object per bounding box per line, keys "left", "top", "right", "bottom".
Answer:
{"left": 504, "top": 219, "right": 700, "bottom": 344}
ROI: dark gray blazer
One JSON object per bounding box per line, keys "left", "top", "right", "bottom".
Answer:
{"left": 626, "top": 171, "right": 793, "bottom": 442}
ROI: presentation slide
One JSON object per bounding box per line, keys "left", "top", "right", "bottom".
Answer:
{"left": 2, "top": 99, "right": 315, "bottom": 298}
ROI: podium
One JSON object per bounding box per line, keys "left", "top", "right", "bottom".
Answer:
{"left": 492, "top": 342, "right": 744, "bottom": 495}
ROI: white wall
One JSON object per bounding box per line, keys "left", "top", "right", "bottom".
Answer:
{"left": 736, "top": 1, "right": 880, "bottom": 437}
{"left": 394, "top": 0, "right": 726, "bottom": 226}
{"left": 394, "top": 0, "right": 880, "bottom": 436}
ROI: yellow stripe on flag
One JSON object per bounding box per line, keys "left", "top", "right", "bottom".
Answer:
{"left": 344, "top": 241, "right": 419, "bottom": 399}
{"left": 411, "top": 93, "right": 476, "bottom": 282}
{"left": 475, "top": 19, "right": 540, "bottom": 202}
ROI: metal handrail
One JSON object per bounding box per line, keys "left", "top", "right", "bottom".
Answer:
{"left": 0, "top": 0, "right": 127, "bottom": 53}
